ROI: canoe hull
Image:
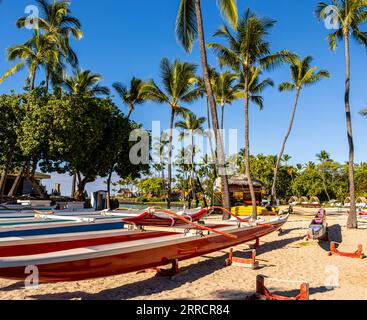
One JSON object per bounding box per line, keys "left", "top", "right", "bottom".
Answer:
{"left": 0, "top": 219, "right": 286, "bottom": 282}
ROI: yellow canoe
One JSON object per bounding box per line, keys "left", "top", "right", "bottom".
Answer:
{"left": 231, "top": 206, "right": 279, "bottom": 217}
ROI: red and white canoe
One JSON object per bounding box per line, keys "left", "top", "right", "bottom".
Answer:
{"left": 122, "top": 208, "right": 210, "bottom": 227}
{"left": 0, "top": 213, "right": 288, "bottom": 282}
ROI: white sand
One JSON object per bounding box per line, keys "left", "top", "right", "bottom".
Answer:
{"left": 0, "top": 211, "right": 366, "bottom": 300}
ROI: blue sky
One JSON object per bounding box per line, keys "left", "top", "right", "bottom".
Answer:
{"left": 0, "top": 0, "right": 366, "bottom": 195}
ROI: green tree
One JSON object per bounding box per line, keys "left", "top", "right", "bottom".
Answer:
{"left": 271, "top": 55, "right": 330, "bottom": 203}
{"left": 176, "top": 0, "right": 238, "bottom": 213}
{"left": 316, "top": 0, "right": 367, "bottom": 228}
{"left": 316, "top": 150, "right": 332, "bottom": 201}
{"left": 0, "top": 94, "right": 24, "bottom": 202}
{"left": 113, "top": 77, "right": 144, "bottom": 119}
{"left": 140, "top": 58, "right": 201, "bottom": 208}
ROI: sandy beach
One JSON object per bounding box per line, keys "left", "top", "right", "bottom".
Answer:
{"left": 0, "top": 210, "right": 366, "bottom": 300}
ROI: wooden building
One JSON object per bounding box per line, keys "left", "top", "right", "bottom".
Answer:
{"left": 217, "top": 174, "right": 264, "bottom": 207}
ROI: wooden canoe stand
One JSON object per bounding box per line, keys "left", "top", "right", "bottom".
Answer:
{"left": 248, "top": 237, "right": 260, "bottom": 249}
{"left": 251, "top": 275, "right": 309, "bottom": 301}
{"left": 225, "top": 248, "right": 259, "bottom": 270}
{"left": 328, "top": 242, "right": 364, "bottom": 259}
{"left": 137, "top": 259, "right": 179, "bottom": 277}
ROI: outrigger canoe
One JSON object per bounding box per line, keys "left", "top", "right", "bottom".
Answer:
{"left": 0, "top": 209, "right": 288, "bottom": 282}
{"left": 308, "top": 209, "right": 328, "bottom": 241}
{"left": 0, "top": 208, "right": 207, "bottom": 238}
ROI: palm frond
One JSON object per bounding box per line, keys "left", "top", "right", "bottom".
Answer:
{"left": 0, "top": 62, "right": 26, "bottom": 84}
{"left": 217, "top": 0, "right": 238, "bottom": 28}
{"left": 176, "top": 0, "right": 197, "bottom": 53}
{"left": 279, "top": 82, "right": 296, "bottom": 92}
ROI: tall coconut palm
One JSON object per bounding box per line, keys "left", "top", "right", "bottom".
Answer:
{"left": 316, "top": 150, "right": 332, "bottom": 201}
{"left": 271, "top": 55, "right": 330, "bottom": 205}
{"left": 175, "top": 112, "right": 207, "bottom": 207}
{"left": 62, "top": 69, "right": 110, "bottom": 96}
{"left": 16, "top": 0, "right": 83, "bottom": 91}
{"left": 212, "top": 71, "right": 240, "bottom": 130}
{"left": 208, "top": 9, "right": 288, "bottom": 220}
{"left": 112, "top": 78, "right": 144, "bottom": 119}
{"left": 140, "top": 58, "right": 201, "bottom": 208}
{"left": 176, "top": 0, "right": 238, "bottom": 214}
{"left": 316, "top": 0, "right": 367, "bottom": 229}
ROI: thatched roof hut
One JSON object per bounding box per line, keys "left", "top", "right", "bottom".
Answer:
{"left": 309, "top": 196, "right": 320, "bottom": 204}
{"left": 299, "top": 196, "right": 309, "bottom": 204}
{"left": 227, "top": 174, "right": 264, "bottom": 188}
{"left": 356, "top": 197, "right": 367, "bottom": 204}
{"left": 288, "top": 196, "right": 300, "bottom": 204}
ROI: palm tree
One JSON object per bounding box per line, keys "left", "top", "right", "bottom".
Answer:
{"left": 62, "top": 69, "right": 110, "bottom": 96}
{"left": 176, "top": 0, "right": 238, "bottom": 214}
{"left": 271, "top": 54, "right": 330, "bottom": 204}
{"left": 360, "top": 108, "right": 367, "bottom": 116}
{"left": 0, "top": 31, "right": 56, "bottom": 95}
{"left": 112, "top": 78, "right": 144, "bottom": 119}
{"left": 316, "top": 1, "right": 367, "bottom": 229}
{"left": 316, "top": 150, "right": 332, "bottom": 201}
{"left": 208, "top": 9, "right": 287, "bottom": 220}
{"left": 175, "top": 112, "right": 207, "bottom": 207}
{"left": 140, "top": 58, "right": 201, "bottom": 208}
{"left": 212, "top": 71, "right": 240, "bottom": 130}
{"left": 16, "top": 0, "right": 83, "bottom": 92}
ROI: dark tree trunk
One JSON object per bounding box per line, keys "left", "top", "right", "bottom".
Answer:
{"left": 0, "top": 146, "right": 15, "bottom": 202}
{"left": 194, "top": 0, "right": 231, "bottom": 216}
{"left": 71, "top": 173, "right": 76, "bottom": 198}
{"left": 8, "top": 165, "right": 24, "bottom": 197}
{"left": 272, "top": 88, "right": 301, "bottom": 205}
{"left": 344, "top": 32, "right": 357, "bottom": 229}
{"left": 106, "top": 169, "right": 113, "bottom": 210}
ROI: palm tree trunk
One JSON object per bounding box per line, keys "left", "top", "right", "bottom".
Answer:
{"left": 45, "top": 69, "right": 50, "bottom": 93}
{"left": 271, "top": 88, "right": 301, "bottom": 205}
{"left": 344, "top": 32, "right": 357, "bottom": 229}
{"left": 322, "top": 162, "right": 331, "bottom": 202}
{"left": 191, "top": 136, "right": 198, "bottom": 207}
{"left": 206, "top": 97, "right": 215, "bottom": 160}
{"left": 220, "top": 102, "right": 225, "bottom": 131}
{"left": 0, "top": 146, "right": 15, "bottom": 202}
{"left": 194, "top": 0, "right": 231, "bottom": 216}
{"left": 128, "top": 105, "right": 133, "bottom": 119}
{"left": 243, "top": 68, "right": 257, "bottom": 220}
{"left": 167, "top": 108, "right": 175, "bottom": 209}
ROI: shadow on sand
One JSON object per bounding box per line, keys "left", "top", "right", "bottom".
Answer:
{"left": 317, "top": 224, "right": 342, "bottom": 252}
{"left": 30, "top": 253, "right": 230, "bottom": 300}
